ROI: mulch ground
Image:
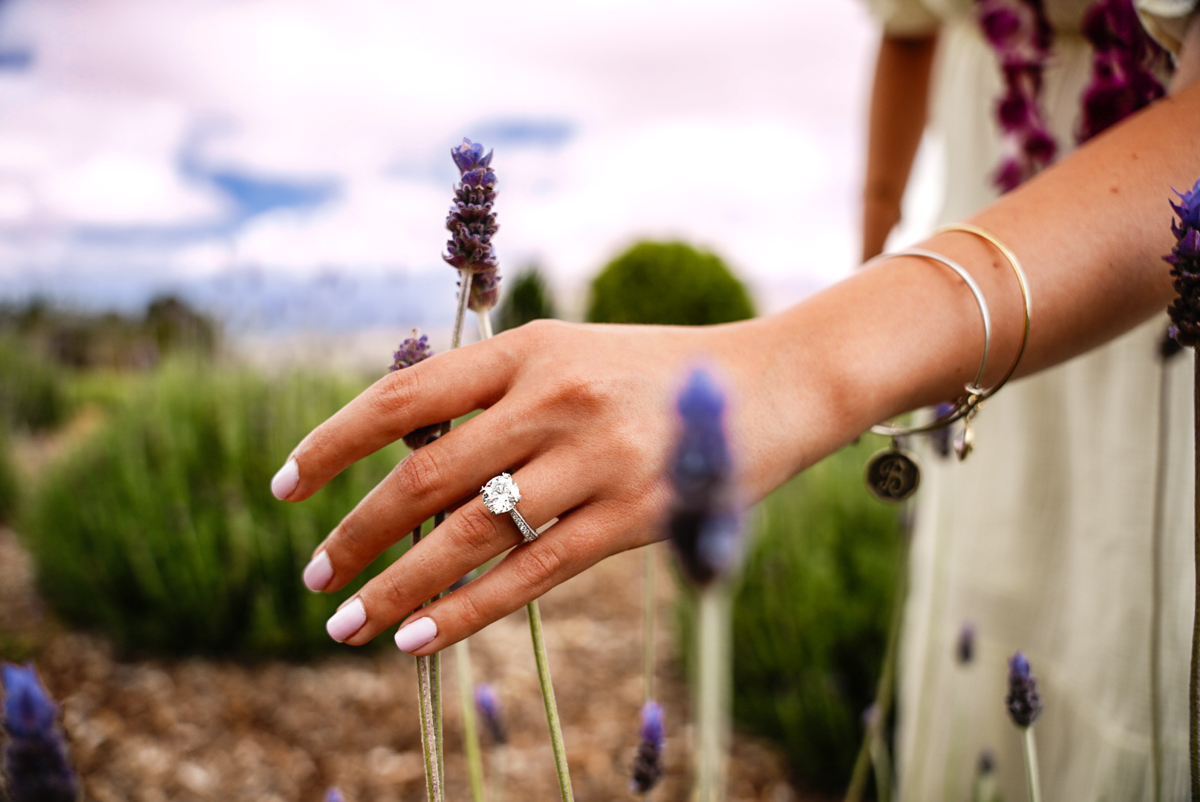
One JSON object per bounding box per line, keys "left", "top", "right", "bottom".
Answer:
{"left": 0, "top": 528, "right": 824, "bottom": 802}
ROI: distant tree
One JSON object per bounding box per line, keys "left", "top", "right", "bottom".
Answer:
{"left": 496, "top": 266, "right": 558, "bottom": 332}
{"left": 586, "top": 241, "right": 755, "bottom": 326}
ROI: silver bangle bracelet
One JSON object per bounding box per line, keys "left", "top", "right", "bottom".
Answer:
{"left": 862, "top": 247, "right": 992, "bottom": 438}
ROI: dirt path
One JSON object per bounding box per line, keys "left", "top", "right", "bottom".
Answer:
{"left": 0, "top": 529, "right": 815, "bottom": 802}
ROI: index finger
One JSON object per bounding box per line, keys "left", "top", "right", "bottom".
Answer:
{"left": 269, "top": 338, "right": 516, "bottom": 502}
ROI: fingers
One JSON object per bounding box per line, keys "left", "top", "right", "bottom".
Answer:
{"left": 302, "top": 397, "right": 545, "bottom": 594}
{"left": 393, "top": 505, "right": 616, "bottom": 655}
{"left": 271, "top": 340, "right": 516, "bottom": 502}
{"left": 328, "top": 456, "right": 595, "bottom": 646}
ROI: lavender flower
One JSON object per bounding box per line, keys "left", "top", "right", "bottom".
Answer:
{"left": 668, "top": 368, "right": 741, "bottom": 588}
{"left": 978, "top": 749, "right": 996, "bottom": 775}
{"left": 444, "top": 138, "right": 499, "bottom": 275}
{"left": 930, "top": 401, "right": 957, "bottom": 458}
{"left": 325, "top": 789, "right": 346, "bottom": 802}
{"left": 390, "top": 330, "right": 442, "bottom": 450}
{"left": 1, "top": 663, "right": 79, "bottom": 802}
{"left": 1167, "top": 178, "right": 1200, "bottom": 347}
{"left": 474, "top": 684, "right": 507, "bottom": 745}
{"left": 468, "top": 267, "right": 501, "bottom": 313}
{"left": 1005, "top": 652, "right": 1042, "bottom": 727}
{"left": 957, "top": 621, "right": 976, "bottom": 664}
{"left": 629, "top": 700, "right": 665, "bottom": 794}
{"left": 1078, "top": 0, "right": 1166, "bottom": 142}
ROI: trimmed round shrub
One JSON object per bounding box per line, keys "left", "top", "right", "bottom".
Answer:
{"left": 21, "top": 361, "right": 410, "bottom": 658}
{"left": 586, "top": 241, "right": 755, "bottom": 326}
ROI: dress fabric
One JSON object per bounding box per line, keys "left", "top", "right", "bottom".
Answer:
{"left": 863, "top": 0, "right": 1199, "bottom": 799}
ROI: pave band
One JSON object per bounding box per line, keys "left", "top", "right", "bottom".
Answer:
{"left": 481, "top": 473, "right": 539, "bottom": 543}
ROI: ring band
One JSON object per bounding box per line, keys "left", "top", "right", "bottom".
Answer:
{"left": 481, "top": 473, "right": 539, "bottom": 543}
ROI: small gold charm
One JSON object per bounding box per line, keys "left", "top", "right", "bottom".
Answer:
{"left": 864, "top": 441, "right": 921, "bottom": 503}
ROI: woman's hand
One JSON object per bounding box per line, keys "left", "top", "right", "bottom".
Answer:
{"left": 271, "top": 318, "right": 812, "bottom": 655}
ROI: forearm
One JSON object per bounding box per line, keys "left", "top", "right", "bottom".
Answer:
{"left": 739, "top": 79, "right": 1200, "bottom": 491}
{"left": 862, "top": 32, "right": 938, "bottom": 261}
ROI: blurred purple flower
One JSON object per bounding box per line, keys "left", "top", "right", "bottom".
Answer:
{"left": 1167, "top": 178, "right": 1200, "bottom": 347}
{"left": 1077, "top": 0, "right": 1166, "bottom": 142}
{"left": 390, "top": 330, "right": 443, "bottom": 450}
{"left": 325, "top": 789, "right": 346, "bottom": 802}
{"left": 1005, "top": 651, "right": 1042, "bottom": 727}
{"left": 668, "top": 368, "right": 741, "bottom": 588}
{"left": 957, "top": 621, "right": 976, "bottom": 664}
{"left": 474, "top": 684, "right": 507, "bottom": 745}
{"left": 629, "top": 700, "right": 665, "bottom": 795}
{"left": 978, "top": 748, "right": 996, "bottom": 774}
{"left": 930, "top": 401, "right": 957, "bottom": 458}
{"left": 1, "top": 663, "right": 79, "bottom": 802}
{"left": 468, "top": 267, "right": 501, "bottom": 313}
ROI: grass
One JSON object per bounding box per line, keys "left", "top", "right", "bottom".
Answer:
{"left": 20, "top": 359, "right": 413, "bottom": 659}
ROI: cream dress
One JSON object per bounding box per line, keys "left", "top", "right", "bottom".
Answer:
{"left": 863, "top": 0, "right": 1200, "bottom": 798}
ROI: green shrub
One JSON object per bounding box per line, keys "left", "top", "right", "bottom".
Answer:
{"left": 496, "top": 266, "right": 557, "bottom": 332}
{"left": 680, "top": 440, "right": 903, "bottom": 791}
{"left": 21, "top": 361, "right": 412, "bottom": 658}
{"left": 0, "top": 336, "right": 68, "bottom": 432}
{"left": 587, "top": 241, "right": 755, "bottom": 326}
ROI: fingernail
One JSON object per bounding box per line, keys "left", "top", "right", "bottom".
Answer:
{"left": 303, "top": 551, "right": 333, "bottom": 592}
{"left": 271, "top": 458, "right": 300, "bottom": 500}
{"left": 326, "top": 597, "right": 367, "bottom": 642}
{"left": 394, "top": 617, "right": 438, "bottom": 653}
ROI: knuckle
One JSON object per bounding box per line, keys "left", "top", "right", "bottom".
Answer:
{"left": 541, "top": 372, "right": 617, "bottom": 414}
{"left": 395, "top": 447, "right": 443, "bottom": 503}
{"left": 453, "top": 506, "right": 502, "bottom": 554}
{"left": 452, "top": 588, "right": 488, "bottom": 633}
{"left": 373, "top": 369, "right": 420, "bottom": 419}
{"left": 515, "top": 541, "right": 565, "bottom": 590}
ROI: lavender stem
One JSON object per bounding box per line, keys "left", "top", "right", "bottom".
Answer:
{"left": 455, "top": 639, "right": 486, "bottom": 802}
{"left": 1150, "top": 353, "right": 1173, "bottom": 802}
{"left": 1022, "top": 728, "right": 1042, "bottom": 802}
{"left": 1192, "top": 352, "right": 1200, "bottom": 801}
{"left": 527, "top": 600, "right": 575, "bottom": 801}
{"left": 694, "top": 586, "right": 730, "bottom": 802}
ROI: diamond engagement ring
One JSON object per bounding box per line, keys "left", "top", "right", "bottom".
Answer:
{"left": 481, "top": 473, "right": 539, "bottom": 543}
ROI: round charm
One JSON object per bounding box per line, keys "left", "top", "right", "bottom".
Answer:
{"left": 864, "top": 447, "right": 921, "bottom": 503}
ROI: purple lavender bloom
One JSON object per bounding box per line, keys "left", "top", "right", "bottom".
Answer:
{"left": 390, "top": 330, "right": 443, "bottom": 450}
{"left": 978, "top": 749, "right": 996, "bottom": 774}
{"left": 1005, "top": 651, "right": 1042, "bottom": 727}
{"left": 1, "top": 663, "right": 80, "bottom": 802}
{"left": 629, "top": 700, "right": 665, "bottom": 794}
{"left": 451, "top": 138, "right": 493, "bottom": 175}
{"left": 325, "top": 789, "right": 346, "bottom": 802}
{"left": 468, "top": 267, "right": 501, "bottom": 313}
{"left": 668, "top": 368, "right": 741, "bottom": 588}
{"left": 1167, "top": 178, "right": 1200, "bottom": 347}
{"left": 930, "top": 401, "right": 957, "bottom": 458}
{"left": 957, "top": 621, "right": 976, "bottom": 664}
{"left": 444, "top": 138, "right": 500, "bottom": 275}
{"left": 474, "top": 684, "right": 507, "bottom": 745}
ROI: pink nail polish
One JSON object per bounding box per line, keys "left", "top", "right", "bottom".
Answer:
{"left": 394, "top": 617, "right": 438, "bottom": 653}
{"left": 326, "top": 598, "right": 367, "bottom": 642}
{"left": 271, "top": 458, "right": 299, "bottom": 500}
{"left": 303, "top": 551, "right": 333, "bottom": 592}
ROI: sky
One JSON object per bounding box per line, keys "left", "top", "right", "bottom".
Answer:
{"left": 0, "top": 0, "right": 897, "bottom": 329}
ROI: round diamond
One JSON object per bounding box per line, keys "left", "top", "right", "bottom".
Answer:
{"left": 482, "top": 473, "right": 520, "bottom": 514}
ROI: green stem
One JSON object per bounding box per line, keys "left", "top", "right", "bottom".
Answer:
{"left": 845, "top": 525, "right": 910, "bottom": 802}
{"left": 410, "top": 524, "right": 444, "bottom": 802}
{"left": 527, "top": 600, "right": 574, "bottom": 801}
{"left": 644, "top": 545, "right": 657, "bottom": 705}
{"left": 1022, "top": 727, "right": 1041, "bottom": 802}
{"left": 694, "top": 586, "right": 731, "bottom": 802}
{"left": 455, "top": 639, "right": 486, "bottom": 802}
{"left": 1191, "top": 352, "right": 1200, "bottom": 802}
{"left": 1150, "top": 353, "right": 1172, "bottom": 802}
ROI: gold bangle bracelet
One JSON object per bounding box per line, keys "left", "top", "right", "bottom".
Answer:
{"left": 934, "top": 222, "right": 1032, "bottom": 399}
